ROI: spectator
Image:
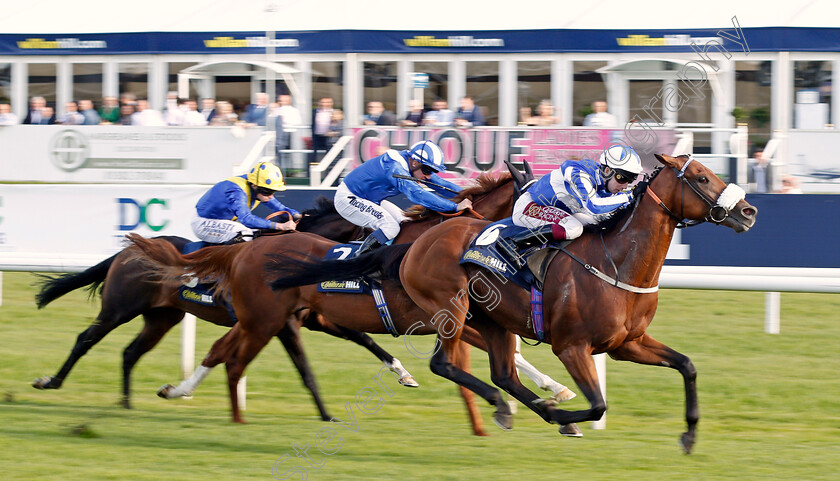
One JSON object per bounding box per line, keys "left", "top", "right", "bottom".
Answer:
{"left": 363, "top": 101, "right": 396, "bottom": 126}
{"left": 120, "top": 92, "right": 137, "bottom": 107}
{"left": 583, "top": 100, "right": 617, "bottom": 127}
{"left": 39, "top": 106, "right": 56, "bottom": 124}
{"left": 181, "top": 99, "right": 208, "bottom": 126}
{"left": 200, "top": 98, "right": 217, "bottom": 123}
{"left": 779, "top": 174, "right": 802, "bottom": 194}
{"left": 455, "top": 95, "right": 485, "bottom": 127}
{"left": 422, "top": 99, "right": 455, "bottom": 127}
{"left": 399, "top": 99, "right": 424, "bottom": 127}
{"left": 98, "top": 96, "right": 120, "bottom": 124}
{"left": 56, "top": 101, "right": 85, "bottom": 125}
{"left": 118, "top": 103, "right": 136, "bottom": 125}
{"left": 527, "top": 100, "right": 560, "bottom": 126}
{"left": 242, "top": 92, "right": 269, "bottom": 126}
{"left": 751, "top": 150, "right": 770, "bottom": 194}
{"left": 310, "top": 96, "right": 334, "bottom": 164}
{"left": 0, "top": 103, "right": 19, "bottom": 125}
{"left": 326, "top": 109, "right": 344, "bottom": 148}
{"left": 163, "top": 91, "right": 184, "bottom": 126}
{"left": 209, "top": 101, "right": 238, "bottom": 126}
{"left": 131, "top": 99, "right": 166, "bottom": 126}
{"left": 519, "top": 106, "right": 533, "bottom": 126}
{"left": 23, "top": 96, "right": 51, "bottom": 124}
{"left": 272, "top": 94, "right": 303, "bottom": 167}
{"left": 78, "top": 99, "right": 101, "bottom": 125}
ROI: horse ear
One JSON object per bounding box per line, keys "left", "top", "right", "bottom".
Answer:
{"left": 522, "top": 160, "right": 535, "bottom": 183}
{"left": 654, "top": 153, "right": 681, "bottom": 169}
{"left": 504, "top": 159, "right": 525, "bottom": 189}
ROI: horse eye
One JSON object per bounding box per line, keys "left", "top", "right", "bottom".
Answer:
{"left": 699, "top": 176, "right": 708, "bottom": 183}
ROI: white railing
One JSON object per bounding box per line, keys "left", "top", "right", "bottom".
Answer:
{"left": 673, "top": 125, "right": 750, "bottom": 185}
{"left": 309, "top": 135, "right": 353, "bottom": 187}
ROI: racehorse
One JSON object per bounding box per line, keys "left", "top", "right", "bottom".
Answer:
{"left": 389, "top": 153, "right": 758, "bottom": 453}
{"left": 125, "top": 172, "right": 578, "bottom": 435}
{"left": 33, "top": 199, "right": 398, "bottom": 417}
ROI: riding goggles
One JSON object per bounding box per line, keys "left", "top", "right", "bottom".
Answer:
{"left": 419, "top": 165, "right": 436, "bottom": 176}
{"left": 612, "top": 169, "right": 638, "bottom": 184}
{"left": 257, "top": 186, "right": 277, "bottom": 196}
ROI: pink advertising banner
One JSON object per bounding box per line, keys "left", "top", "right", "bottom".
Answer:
{"left": 351, "top": 127, "right": 678, "bottom": 186}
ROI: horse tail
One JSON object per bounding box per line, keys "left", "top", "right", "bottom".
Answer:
{"left": 269, "top": 243, "right": 412, "bottom": 291}
{"left": 35, "top": 254, "right": 117, "bottom": 308}
{"left": 125, "top": 233, "right": 249, "bottom": 297}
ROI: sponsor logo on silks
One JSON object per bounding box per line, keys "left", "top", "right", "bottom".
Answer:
{"left": 117, "top": 198, "right": 170, "bottom": 232}
{"left": 616, "top": 34, "right": 720, "bottom": 47}
{"left": 203, "top": 36, "right": 300, "bottom": 48}
{"left": 347, "top": 197, "right": 384, "bottom": 220}
{"left": 17, "top": 38, "right": 107, "bottom": 49}
{"left": 463, "top": 249, "right": 508, "bottom": 273}
{"left": 319, "top": 280, "right": 362, "bottom": 291}
{"left": 403, "top": 36, "right": 504, "bottom": 48}
{"left": 179, "top": 287, "right": 215, "bottom": 305}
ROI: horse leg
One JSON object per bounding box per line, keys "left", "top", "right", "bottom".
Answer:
{"left": 225, "top": 327, "right": 276, "bottom": 424}
{"left": 539, "top": 344, "right": 607, "bottom": 429}
{"left": 32, "top": 309, "right": 136, "bottom": 391}
{"left": 609, "top": 334, "right": 699, "bottom": 454}
{"left": 475, "top": 318, "right": 582, "bottom": 437}
{"left": 119, "top": 308, "right": 183, "bottom": 408}
{"left": 514, "top": 336, "right": 576, "bottom": 402}
{"left": 450, "top": 339, "right": 487, "bottom": 436}
{"left": 430, "top": 335, "right": 512, "bottom": 431}
{"left": 300, "top": 311, "right": 417, "bottom": 387}
{"left": 275, "top": 320, "right": 331, "bottom": 421}
{"left": 158, "top": 324, "right": 242, "bottom": 400}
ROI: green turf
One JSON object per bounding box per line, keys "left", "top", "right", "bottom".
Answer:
{"left": 1, "top": 271, "right": 838, "bottom": 480}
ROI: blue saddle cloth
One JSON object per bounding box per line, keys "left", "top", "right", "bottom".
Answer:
{"left": 459, "top": 218, "right": 537, "bottom": 290}
{"left": 182, "top": 241, "right": 207, "bottom": 254}
{"left": 316, "top": 242, "right": 373, "bottom": 294}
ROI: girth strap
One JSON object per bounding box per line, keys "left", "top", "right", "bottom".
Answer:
{"left": 557, "top": 246, "right": 659, "bottom": 294}
{"left": 370, "top": 280, "right": 399, "bottom": 337}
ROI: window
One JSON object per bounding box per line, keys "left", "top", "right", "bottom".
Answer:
{"left": 517, "top": 61, "right": 551, "bottom": 124}
{"left": 413, "top": 61, "right": 448, "bottom": 110}
{"left": 792, "top": 60, "right": 832, "bottom": 129}
{"left": 363, "top": 61, "right": 397, "bottom": 117}
{"left": 311, "top": 61, "right": 343, "bottom": 109}
{"left": 73, "top": 63, "right": 103, "bottom": 103}
{"left": 466, "top": 61, "right": 499, "bottom": 126}
{"left": 28, "top": 63, "right": 57, "bottom": 104}
{"left": 119, "top": 62, "right": 149, "bottom": 100}
{"left": 735, "top": 60, "right": 772, "bottom": 144}
{"left": 572, "top": 61, "right": 607, "bottom": 126}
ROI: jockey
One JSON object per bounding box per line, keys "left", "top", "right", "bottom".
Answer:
{"left": 509, "top": 144, "right": 642, "bottom": 246}
{"left": 335, "top": 140, "right": 473, "bottom": 256}
{"left": 191, "top": 161, "right": 299, "bottom": 244}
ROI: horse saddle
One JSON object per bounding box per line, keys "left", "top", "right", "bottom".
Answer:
{"left": 460, "top": 219, "right": 569, "bottom": 291}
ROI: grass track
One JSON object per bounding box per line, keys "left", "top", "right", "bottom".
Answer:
{"left": 1, "top": 271, "right": 838, "bottom": 480}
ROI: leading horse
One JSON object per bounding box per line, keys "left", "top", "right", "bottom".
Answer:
{"left": 393, "top": 154, "right": 757, "bottom": 452}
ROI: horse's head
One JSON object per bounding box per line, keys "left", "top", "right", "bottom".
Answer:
{"left": 652, "top": 154, "right": 757, "bottom": 232}
{"left": 450, "top": 172, "right": 515, "bottom": 221}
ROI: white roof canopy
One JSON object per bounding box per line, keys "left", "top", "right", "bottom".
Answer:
{"left": 177, "top": 60, "right": 303, "bottom": 100}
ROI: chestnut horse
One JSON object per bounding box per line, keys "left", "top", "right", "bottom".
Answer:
{"left": 126, "top": 173, "right": 548, "bottom": 435}
{"left": 392, "top": 154, "right": 757, "bottom": 453}
{"left": 33, "top": 200, "right": 393, "bottom": 417}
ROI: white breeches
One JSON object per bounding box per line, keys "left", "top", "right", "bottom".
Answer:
{"left": 334, "top": 182, "right": 406, "bottom": 240}
{"left": 191, "top": 214, "right": 253, "bottom": 243}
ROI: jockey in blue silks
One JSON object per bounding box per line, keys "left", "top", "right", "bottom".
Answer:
{"left": 192, "top": 162, "right": 299, "bottom": 244}
{"left": 509, "top": 144, "right": 643, "bottom": 246}
{"left": 335, "top": 140, "right": 473, "bottom": 256}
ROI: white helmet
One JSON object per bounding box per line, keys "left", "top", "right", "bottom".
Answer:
{"left": 599, "top": 144, "right": 642, "bottom": 176}
{"left": 408, "top": 140, "right": 446, "bottom": 172}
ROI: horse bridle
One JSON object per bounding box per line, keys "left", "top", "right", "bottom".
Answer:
{"left": 645, "top": 156, "right": 746, "bottom": 229}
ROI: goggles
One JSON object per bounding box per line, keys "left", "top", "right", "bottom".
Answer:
{"left": 256, "top": 186, "right": 277, "bottom": 196}
{"left": 612, "top": 169, "right": 638, "bottom": 184}
{"left": 419, "top": 164, "right": 436, "bottom": 176}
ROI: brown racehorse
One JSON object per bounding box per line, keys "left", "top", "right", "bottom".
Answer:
{"left": 33, "top": 200, "right": 393, "bottom": 417}
{"left": 392, "top": 154, "right": 757, "bottom": 453}
{"left": 126, "top": 173, "right": 537, "bottom": 435}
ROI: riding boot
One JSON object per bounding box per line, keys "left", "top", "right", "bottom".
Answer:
{"left": 354, "top": 229, "right": 390, "bottom": 258}
{"left": 510, "top": 224, "right": 566, "bottom": 248}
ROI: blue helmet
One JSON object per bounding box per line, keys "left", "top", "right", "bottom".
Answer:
{"left": 408, "top": 140, "right": 446, "bottom": 172}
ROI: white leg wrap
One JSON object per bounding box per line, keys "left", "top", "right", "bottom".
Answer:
{"left": 385, "top": 358, "right": 418, "bottom": 387}
{"left": 168, "top": 365, "right": 213, "bottom": 398}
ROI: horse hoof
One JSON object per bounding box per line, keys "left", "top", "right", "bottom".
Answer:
{"left": 32, "top": 376, "right": 56, "bottom": 390}
{"left": 398, "top": 375, "right": 419, "bottom": 388}
{"left": 679, "top": 432, "right": 695, "bottom": 454}
{"left": 553, "top": 387, "right": 577, "bottom": 403}
{"left": 492, "top": 411, "right": 513, "bottom": 431}
{"left": 507, "top": 400, "right": 518, "bottom": 415}
{"left": 157, "top": 384, "right": 175, "bottom": 399}
{"left": 120, "top": 397, "right": 132, "bottom": 409}
{"left": 559, "top": 423, "right": 583, "bottom": 437}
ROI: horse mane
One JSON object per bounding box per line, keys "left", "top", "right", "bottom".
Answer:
{"left": 296, "top": 197, "right": 339, "bottom": 231}
{"left": 403, "top": 172, "right": 512, "bottom": 221}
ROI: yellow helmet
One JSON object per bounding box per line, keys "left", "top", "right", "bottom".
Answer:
{"left": 247, "top": 162, "right": 286, "bottom": 191}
